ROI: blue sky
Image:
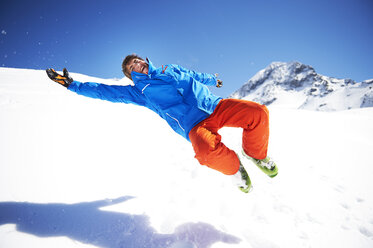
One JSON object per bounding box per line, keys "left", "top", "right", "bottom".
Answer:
{"left": 1, "top": 0, "right": 372, "bottom": 97}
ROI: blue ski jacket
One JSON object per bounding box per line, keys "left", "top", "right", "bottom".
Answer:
{"left": 67, "top": 59, "right": 222, "bottom": 141}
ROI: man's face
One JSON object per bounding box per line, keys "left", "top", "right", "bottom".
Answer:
{"left": 127, "top": 58, "right": 149, "bottom": 76}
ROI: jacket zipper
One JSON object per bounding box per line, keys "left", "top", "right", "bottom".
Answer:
{"left": 166, "top": 113, "right": 185, "bottom": 132}
{"left": 141, "top": 83, "right": 150, "bottom": 94}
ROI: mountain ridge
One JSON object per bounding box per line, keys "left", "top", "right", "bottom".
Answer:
{"left": 230, "top": 61, "right": 373, "bottom": 111}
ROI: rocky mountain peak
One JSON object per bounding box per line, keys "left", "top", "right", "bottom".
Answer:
{"left": 230, "top": 62, "right": 372, "bottom": 111}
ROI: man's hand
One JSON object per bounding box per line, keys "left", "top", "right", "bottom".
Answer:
{"left": 214, "top": 73, "right": 223, "bottom": 88}
{"left": 216, "top": 79, "right": 223, "bottom": 88}
{"left": 46, "top": 68, "right": 73, "bottom": 88}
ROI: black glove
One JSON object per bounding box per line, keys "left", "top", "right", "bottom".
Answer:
{"left": 46, "top": 68, "right": 73, "bottom": 88}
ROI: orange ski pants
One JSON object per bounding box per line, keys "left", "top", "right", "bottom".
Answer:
{"left": 189, "top": 99, "right": 269, "bottom": 175}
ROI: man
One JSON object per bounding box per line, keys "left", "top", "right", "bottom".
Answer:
{"left": 46, "top": 54, "right": 278, "bottom": 193}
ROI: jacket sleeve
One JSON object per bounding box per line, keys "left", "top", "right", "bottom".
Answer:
{"left": 67, "top": 81, "right": 145, "bottom": 105}
{"left": 172, "top": 64, "right": 217, "bottom": 86}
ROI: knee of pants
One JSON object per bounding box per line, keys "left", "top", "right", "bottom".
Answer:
{"left": 238, "top": 101, "right": 269, "bottom": 127}
{"left": 254, "top": 103, "right": 269, "bottom": 126}
{"left": 260, "top": 104, "right": 269, "bottom": 120}
{"left": 191, "top": 133, "right": 221, "bottom": 163}
{"left": 195, "top": 145, "right": 240, "bottom": 175}
{"left": 259, "top": 104, "right": 269, "bottom": 126}
{"left": 260, "top": 103, "right": 269, "bottom": 113}
{"left": 253, "top": 103, "right": 269, "bottom": 119}
{"left": 189, "top": 128, "right": 240, "bottom": 175}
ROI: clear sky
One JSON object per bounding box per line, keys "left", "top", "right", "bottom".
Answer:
{"left": 1, "top": 0, "right": 372, "bottom": 97}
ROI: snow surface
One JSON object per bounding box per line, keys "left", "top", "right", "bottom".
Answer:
{"left": 1, "top": 67, "right": 373, "bottom": 248}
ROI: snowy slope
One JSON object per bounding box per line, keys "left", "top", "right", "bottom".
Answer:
{"left": 230, "top": 61, "right": 373, "bottom": 111}
{"left": 1, "top": 67, "right": 373, "bottom": 248}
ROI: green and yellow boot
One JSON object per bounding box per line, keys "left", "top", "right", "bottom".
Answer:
{"left": 242, "top": 150, "right": 278, "bottom": 178}
{"left": 232, "top": 163, "right": 252, "bottom": 193}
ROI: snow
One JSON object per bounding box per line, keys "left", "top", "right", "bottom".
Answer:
{"left": 1, "top": 67, "right": 373, "bottom": 248}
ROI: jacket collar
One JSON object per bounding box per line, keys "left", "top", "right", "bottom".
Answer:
{"left": 146, "top": 58, "right": 156, "bottom": 75}
{"left": 131, "top": 58, "right": 156, "bottom": 83}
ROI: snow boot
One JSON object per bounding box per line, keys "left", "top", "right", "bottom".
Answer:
{"left": 242, "top": 150, "right": 278, "bottom": 178}
{"left": 232, "top": 163, "right": 252, "bottom": 193}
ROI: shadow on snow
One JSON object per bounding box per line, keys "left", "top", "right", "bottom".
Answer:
{"left": 0, "top": 196, "right": 240, "bottom": 248}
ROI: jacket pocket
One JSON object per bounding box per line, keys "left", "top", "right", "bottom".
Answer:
{"left": 165, "top": 113, "right": 185, "bottom": 132}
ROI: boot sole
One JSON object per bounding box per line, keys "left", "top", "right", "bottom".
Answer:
{"left": 268, "top": 172, "right": 278, "bottom": 178}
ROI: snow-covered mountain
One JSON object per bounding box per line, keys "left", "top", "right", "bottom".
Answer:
{"left": 230, "top": 61, "right": 373, "bottom": 111}
{"left": 1, "top": 67, "right": 373, "bottom": 248}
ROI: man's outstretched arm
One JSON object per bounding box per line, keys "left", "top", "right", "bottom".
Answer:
{"left": 46, "top": 68, "right": 144, "bottom": 105}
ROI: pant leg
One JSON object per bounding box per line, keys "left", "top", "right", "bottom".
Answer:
{"left": 211, "top": 98, "right": 269, "bottom": 160}
{"left": 188, "top": 98, "right": 269, "bottom": 175}
{"left": 189, "top": 119, "right": 240, "bottom": 175}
